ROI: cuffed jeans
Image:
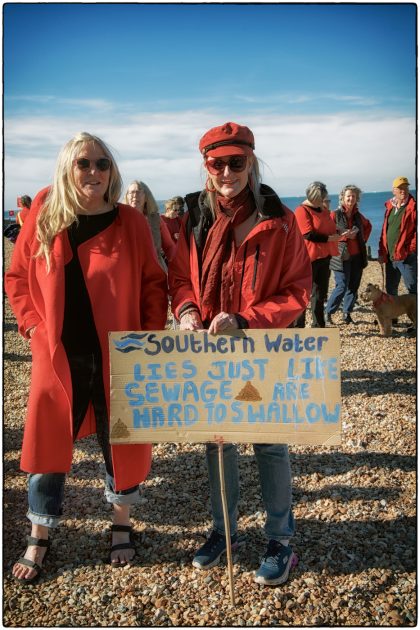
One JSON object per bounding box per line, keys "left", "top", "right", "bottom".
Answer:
{"left": 326, "top": 254, "right": 364, "bottom": 315}
{"left": 386, "top": 254, "right": 417, "bottom": 295}
{"left": 206, "top": 442, "right": 295, "bottom": 542}
{"left": 27, "top": 352, "right": 139, "bottom": 528}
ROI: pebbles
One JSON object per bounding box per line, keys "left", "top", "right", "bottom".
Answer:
{"left": 3, "top": 239, "right": 416, "bottom": 626}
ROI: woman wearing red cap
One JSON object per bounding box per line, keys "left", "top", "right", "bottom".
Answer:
{"left": 169, "top": 121, "right": 312, "bottom": 585}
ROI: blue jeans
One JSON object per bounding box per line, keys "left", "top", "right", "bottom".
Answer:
{"left": 27, "top": 472, "right": 140, "bottom": 528}
{"left": 326, "top": 254, "right": 364, "bottom": 315}
{"left": 386, "top": 254, "right": 417, "bottom": 295}
{"left": 206, "top": 442, "right": 295, "bottom": 542}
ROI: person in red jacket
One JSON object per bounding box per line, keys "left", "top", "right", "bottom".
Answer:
{"left": 5, "top": 132, "right": 168, "bottom": 582}
{"left": 16, "top": 194, "right": 32, "bottom": 226}
{"left": 169, "top": 121, "right": 312, "bottom": 586}
{"left": 124, "top": 180, "right": 175, "bottom": 268}
{"left": 325, "top": 185, "right": 372, "bottom": 324}
{"left": 294, "top": 181, "right": 340, "bottom": 327}
{"left": 378, "top": 176, "right": 416, "bottom": 295}
{"left": 161, "top": 198, "right": 182, "bottom": 245}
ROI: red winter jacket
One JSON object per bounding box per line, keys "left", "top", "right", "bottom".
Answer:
{"left": 294, "top": 204, "right": 339, "bottom": 262}
{"left": 5, "top": 189, "right": 168, "bottom": 490}
{"left": 378, "top": 195, "right": 417, "bottom": 262}
{"left": 169, "top": 186, "right": 312, "bottom": 329}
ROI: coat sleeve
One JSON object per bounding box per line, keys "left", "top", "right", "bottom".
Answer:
{"left": 138, "top": 215, "right": 169, "bottom": 331}
{"left": 168, "top": 218, "right": 199, "bottom": 319}
{"left": 361, "top": 213, "right": 372, "bottom": 242}
{"left": 294, "top": 204, "right": 312, "bottom": 236}
{"left": 237, "top": 217, "right": 312, "bottom": 329}
{"left": 4, "top": 190, "right": 49, "bottom": 337}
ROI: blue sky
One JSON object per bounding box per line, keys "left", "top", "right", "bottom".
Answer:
{"left": 4, "top": 2, "right": 416, "bottom": 211}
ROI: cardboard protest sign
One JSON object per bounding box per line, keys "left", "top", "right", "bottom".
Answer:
{"left": 109, "top": 329, "right": 341, "bottom": 446}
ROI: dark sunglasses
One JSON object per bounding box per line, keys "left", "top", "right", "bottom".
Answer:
{"left": 74, "top": 157, "right": 111, "bottom": 172}
{"left": 205, "top": 155, "right": 248, "bottom": 175}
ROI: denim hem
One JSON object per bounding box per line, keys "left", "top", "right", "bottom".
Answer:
{"left": 26, "top": 510, "right": 60, "bottom": 528}
{"left": 104, "top": 487, "right": 140, "bottom": 506}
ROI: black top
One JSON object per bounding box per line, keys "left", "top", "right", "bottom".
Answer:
{"left": 61, "top": 207, "right": 118, "bottom": 356}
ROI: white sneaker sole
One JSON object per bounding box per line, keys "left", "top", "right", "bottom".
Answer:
{"left": 254, "top": 551, "right": 297, "bottom": 586}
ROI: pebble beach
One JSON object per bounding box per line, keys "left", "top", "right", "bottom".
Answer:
{"left": 3, "top": 238, "right": 416, "bottom": 627}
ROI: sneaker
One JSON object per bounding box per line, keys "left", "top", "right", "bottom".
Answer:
{"left": 192, "top": 530, "right": 244, "bottom": 570}
{"left": 325, "top": 312, "right": 333, "bottom": 324}
{"left": 343, "top": 313, "right": 354, "bottom": 324}
{"left": 254, "top": 540, "right": 297, "bottom": 586}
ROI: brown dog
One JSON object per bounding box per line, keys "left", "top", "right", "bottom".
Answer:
{"left": 361, "top": 283, "right": 416, "bottom": 336}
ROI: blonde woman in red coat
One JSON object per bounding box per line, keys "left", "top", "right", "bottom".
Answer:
{"left": 169, "top": 122, "right": 312, "bottom": 586}
{"left": 5, "top": 132, "right": 168, "bottom": 582}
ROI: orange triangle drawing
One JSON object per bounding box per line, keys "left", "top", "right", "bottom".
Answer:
{"left": 111, "top": 418, "right": 130, "bottom": 439}
{"left": 235, "top": 380, "right": 262, "bottom": 402}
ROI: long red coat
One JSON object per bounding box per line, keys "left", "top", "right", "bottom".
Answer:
{"left": 5, "top": 190, "right": 168, "bottom": 491}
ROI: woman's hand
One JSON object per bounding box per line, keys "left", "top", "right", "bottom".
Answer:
{"left": 208, "top": 312, "right": 238, "bottom": 335}
{"left": 27, "top": 326, "right": 37, "bottom": 338}
{"left": 179, "top": 310, "right": 203, "bottom": 331}
{"left": 328, "top": 233, "right": 341, "bottom": 241}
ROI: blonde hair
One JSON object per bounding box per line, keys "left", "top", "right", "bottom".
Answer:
{"left": 339, "top": 184, "right": 362, "bottom": 207}
{"left": 123, "top": 180, "right": 159, "bottom": 216}
{"left": 204, "top": 154, "right": 264, "bottom": 218}
{"left": 36, "top": 132, "right": 121, "bottom": 270}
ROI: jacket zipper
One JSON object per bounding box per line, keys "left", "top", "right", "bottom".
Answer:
{"left": 238, "top": 242, "right": 248, "bottom": 310}
{"left": 251, "top": 244, "right": 260, "bottom": 292}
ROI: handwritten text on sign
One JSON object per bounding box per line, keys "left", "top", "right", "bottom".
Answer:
{"left": 109, "top": 329, "right": 341, "bottom": 446}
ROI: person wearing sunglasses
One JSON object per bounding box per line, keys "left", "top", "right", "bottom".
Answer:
{"left": 293, "top": 182, "right": 341, "bottom": 328}
{"left": 5, "top": 132, "right": 168, "bottom": 582}
{"left": 168, "top": 121, "right": 311, "bottom": 585}
{"left": 124, "top": 180, "right": 176, "bottom": 269}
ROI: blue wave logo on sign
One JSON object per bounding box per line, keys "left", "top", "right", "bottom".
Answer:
{"left": 113, "top": 333, "right": 148, "bottom": 353}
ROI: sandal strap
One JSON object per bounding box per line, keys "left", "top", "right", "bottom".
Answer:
{"left": 27, "top": 536, "right": 50, "bottom": 548}
{"left": 110, "top": 542, "right": 135, "bottom": 552}
{"left": 111, "top": 525, "right": 132, "bottom": 533}
{"left": 17, "top": 557, "right": 42, "bottom": 573}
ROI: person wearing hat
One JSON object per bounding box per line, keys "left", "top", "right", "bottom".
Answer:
{"left": 169, "top": 121, "right": 312, "bottom": 586}
{"left": 378, "top": 177, "right": 417, "bottom": 295}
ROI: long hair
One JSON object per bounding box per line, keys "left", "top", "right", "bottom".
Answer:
{"left": 35, "top": 132, "right": 122, "bottom": 270}
{"left": 204, "top": 154, "right": 264, "bottom": 219}
{"left": 123, "top": 180, "right": 160, "bottom": 216}
{"left": 339, "top": 184, "right": 362, "bottom": 208}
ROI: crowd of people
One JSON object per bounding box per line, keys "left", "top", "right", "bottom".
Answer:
{"left": 5, "top": 124, "right": 416, "bottom": 587}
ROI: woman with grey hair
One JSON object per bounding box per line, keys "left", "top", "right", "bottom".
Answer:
{"left": 294, "top": 181, "right": 341, "bottom": 327}
{"left": 5, "top": 132, "right": 168, "bottom": 581}
{"left": 124, "top": 180, "right": 176, "bottom": 269}
{"left": 325, "top": 184, "right": 372, "bottom": 324}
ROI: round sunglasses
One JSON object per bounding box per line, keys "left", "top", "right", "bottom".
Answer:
{"left": 74, "top": 158, "right": 111, "bottom": 172}
{"left": 205, "top": 155, "right": 248, "bottom": 175}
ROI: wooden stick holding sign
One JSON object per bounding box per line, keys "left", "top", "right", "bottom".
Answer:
{"left": 215, "top": 436, "right": 235, "bottom": 606}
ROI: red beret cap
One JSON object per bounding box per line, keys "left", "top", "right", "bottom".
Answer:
{"left": 199, "top": 122, "right": 255, "bottom": 157}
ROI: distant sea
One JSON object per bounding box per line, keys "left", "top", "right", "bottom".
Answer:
{"left": 158, "top": 191, "right": 416, "bottom": 257}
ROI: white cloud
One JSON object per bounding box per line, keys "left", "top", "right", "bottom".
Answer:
{"left": 4, "top": 109, "right": 415, "bottom": 211}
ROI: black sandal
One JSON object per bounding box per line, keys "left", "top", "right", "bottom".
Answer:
{"left": 110, "top": 524, "right": 135, "bottom": 567}
{"left": 14, "top": 536, "right": 50, "bottom": 583}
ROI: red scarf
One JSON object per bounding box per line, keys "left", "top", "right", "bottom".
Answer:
{"left": 200, "top": 186, "right": 255, "bottom": 325}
